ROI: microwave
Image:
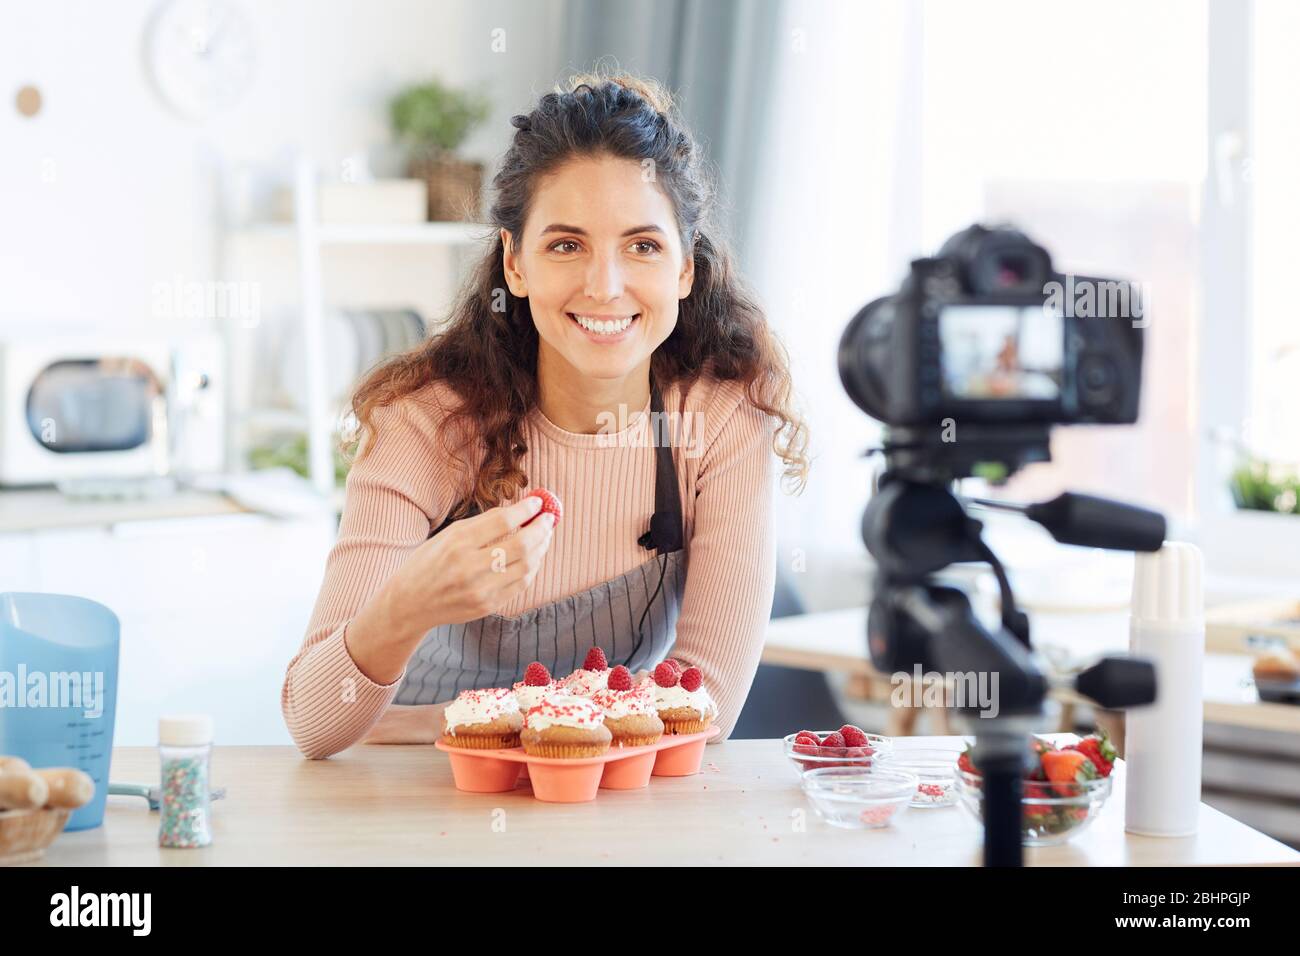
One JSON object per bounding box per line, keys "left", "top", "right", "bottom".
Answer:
{"left": 0, "top": 333, "right": 225, "bottom": 487}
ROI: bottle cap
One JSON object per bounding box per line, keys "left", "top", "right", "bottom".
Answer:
{"left": 1131, "top": 540, "right": 1203, "bottom": 625}
{"left": 159, "top": 715, "right": 214, "bottom": 746}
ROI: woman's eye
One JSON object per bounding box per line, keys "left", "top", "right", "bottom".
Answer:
{"left": 549, "top": 240, "right": 580, "bottom": 254}
{"left": 631, "top": 239, "right": 661, "bottom": 255}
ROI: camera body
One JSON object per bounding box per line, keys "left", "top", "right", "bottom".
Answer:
{"left": 839, "top": 225, "right": 1144, "bottom": 429}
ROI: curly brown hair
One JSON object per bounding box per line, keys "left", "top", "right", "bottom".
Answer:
{"left": 347, "top": 69, "right": 810, "bottom": 520}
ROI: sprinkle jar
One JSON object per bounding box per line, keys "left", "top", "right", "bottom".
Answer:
{"left": 158, "top": 715, "right": 214, "bottom": 849}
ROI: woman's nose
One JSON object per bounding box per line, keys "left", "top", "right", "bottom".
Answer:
{"left": 584, "top": 251, "right": 625, "bottom": 302}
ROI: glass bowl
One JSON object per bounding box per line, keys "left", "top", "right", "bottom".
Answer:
{"left": 800, "top": 766, "right": 918, "bottom": 829}
{"left": 953, "top": 767, "right": 1112, "bottom": 846}
{"left": 876, "top": 747, "right": 961, "bottom": 808}
{"left": 782, "top": 731, "right": 893, "bottom": 777}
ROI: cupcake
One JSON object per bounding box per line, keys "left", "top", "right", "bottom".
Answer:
{"left": 513, "top": 661, "right": 557, "bottom": 712}
{"left": 440, "top": 688, "right": 523, "bottom": 749}
{"left": 592, "top": 665, "right": 664, "bottom": 747}
{"left": 520, "top": 693, "right": 612, "bottom": 758}
{"left": 1253, "top": 649, "right": 1300, "bottom": 682}
{"left": 652, "top": 661, "right": 717, "bottom": 735}
{"left": 561, "top": 647, "right": 612, "bottom": 697}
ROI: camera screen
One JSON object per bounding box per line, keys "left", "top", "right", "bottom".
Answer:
{"left": 938, "top": 305, "right": 1064, "bottom": 401}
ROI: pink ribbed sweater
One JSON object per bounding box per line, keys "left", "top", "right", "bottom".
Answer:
{"left": 282, "top": 374, "right": 778, "bottom": 758}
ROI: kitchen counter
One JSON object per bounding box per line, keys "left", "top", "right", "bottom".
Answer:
{"left": 33, "top": 739, "right": 1300, "bottom": 866}
{"left": 763, "top": 606, "right": 1300, "bottom": 735}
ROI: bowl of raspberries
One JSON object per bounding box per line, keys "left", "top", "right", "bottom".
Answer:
{"left": 783, "top": 725, "right": 893, "bottom": 776}
{"left": 953, "top": 730, "right": 1117, "bottom": 846}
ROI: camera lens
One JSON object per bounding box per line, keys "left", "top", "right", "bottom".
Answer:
{"left": 838, "top": 296, "right": 894, "bottom": 421}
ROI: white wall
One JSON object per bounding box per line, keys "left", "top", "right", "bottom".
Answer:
{"left": 0, "top": 0, "right": 567, "bottom": 335}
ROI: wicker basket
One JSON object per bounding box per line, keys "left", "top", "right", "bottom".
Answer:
{"left": 408, "top": 154, "right": 484, "bottom": 222}
{"left": 0, "top": 807, "right": 72, "bottom": 865}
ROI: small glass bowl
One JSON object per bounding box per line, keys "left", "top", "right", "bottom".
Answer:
{"left": 953, "top": 768, "right": 1113, "bottom": 846}
{"left": 876, "top": 747, "right": 961, "bottom": 808}
{"left": 800, "top": 766, "right": 918, "bottom": 829}
{"left": 782, "top": 731, "right": 893, "bottom": 778}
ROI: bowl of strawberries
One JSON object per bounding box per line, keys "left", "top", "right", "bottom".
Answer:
{"left": 783, "top": 725, "right": 893, "bottom": 776}
{"left": 953, "top": 731, "right": 1117, "bottom": 846}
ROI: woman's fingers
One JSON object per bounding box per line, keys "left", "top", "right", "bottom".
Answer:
{"left": 461, "top": 495, "right": 545, "bottom": 547}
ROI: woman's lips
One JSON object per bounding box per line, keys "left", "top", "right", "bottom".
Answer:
{"left": 567, "top": 312, "right": 641, "bottom": 343}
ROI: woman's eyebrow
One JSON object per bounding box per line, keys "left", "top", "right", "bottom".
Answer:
{"left": 539, "top": 223, "right": 666, "bottom": 237}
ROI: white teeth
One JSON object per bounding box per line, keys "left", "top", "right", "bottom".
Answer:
{"left": 571, "top": 314, "right": 636, "bottom": 335}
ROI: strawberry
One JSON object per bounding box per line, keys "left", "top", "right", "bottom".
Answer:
{"left": 1026, "top": 737, "right": 1056, "bottom": 780}
{"left": 840, "top": 725, "right": 870, "bottom": 748}
{"left": 522, "top": 661, "right": 551, "bottom": 686}
{"left": 1066, "top": 732, "right": 1117, "bottom": 777}
{"left": 819, "top": 731, "right": 846, "bottom": 750}
{"left": 653, "top": 661, "right": 680, "bottom": 688}
{"left": 523, "top": 487, "right": 563, "bottom": 527}
{"left": 957, "top": 745, "right": 979, "bottom": 776}
{"left": 679, "top": 667, "right": 703, "bottom": 692}
{"left": 606, "top": 665, "right": 632, "bottom": 691}
{"left": 582, "top": 647, "right": 608, "bottom": 672}
{"left": 1041, "top": 748, "right": 1099, "bottom": 796}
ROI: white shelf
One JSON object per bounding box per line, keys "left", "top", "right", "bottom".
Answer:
{"left": 234, "top": 221, "right": 490, "bottom": 246}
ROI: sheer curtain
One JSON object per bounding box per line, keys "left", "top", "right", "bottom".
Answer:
{"left": 747, "top": 0, "right": 920, "bottom": 606}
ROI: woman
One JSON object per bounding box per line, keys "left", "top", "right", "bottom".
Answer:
{"left": 282, "top": 72, "right": 808, "bottom": 759}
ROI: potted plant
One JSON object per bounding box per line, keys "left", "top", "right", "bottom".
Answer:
{"left": 1229, "top": 454, "right": 1300, "bottom": 515}
{"left": 390, "top": 78, "right": 491, "bottom": 222}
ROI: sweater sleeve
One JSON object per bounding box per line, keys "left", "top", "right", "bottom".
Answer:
{"left": 670, "top": 381, "right": 779, "bottom": 742}
{"left": 281, "top": 398, "right": 454, "bottom": 759}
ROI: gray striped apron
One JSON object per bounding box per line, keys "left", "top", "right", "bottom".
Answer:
{"left": 394, "top": 381, "right": 687, "bottom": 705}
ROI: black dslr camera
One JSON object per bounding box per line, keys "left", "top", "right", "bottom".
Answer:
{"left": 837, "top": 224, "right": 1163, "bottom": 867}
{"left": 839, "top": 224, "right": 1144, "bottom": 441}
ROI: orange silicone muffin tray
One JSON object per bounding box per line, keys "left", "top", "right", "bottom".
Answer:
{"left": 435, "top": 725, "right": 722, "bottom": 803}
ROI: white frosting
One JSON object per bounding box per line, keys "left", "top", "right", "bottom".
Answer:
{"left": 653, "top": 682, "right": 715, "bottom": 717}
{"left": 592, "top": 682, "right": 655, "bottom": 719}
{"left": 444, "top": 688, "right": 519, "bottom": 734}
{"left": 523, "top": 693, "right": 606, "bottom": 731}
{"left": 562, "top": 668, "right": 610, "bottom": 697}
{"left": 512, "top": 680, "right": 555, "bottom": 713}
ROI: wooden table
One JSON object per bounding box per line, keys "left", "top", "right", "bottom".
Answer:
{"left": 763, "top": 606, "right": 1300, "bottom": 735}
{"left": 32, "top": 739, "right": 1300, "bottom": 866}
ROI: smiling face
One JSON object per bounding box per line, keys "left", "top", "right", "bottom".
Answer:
{"left": 501, "top": 153, "right": 695, "bottom": 385}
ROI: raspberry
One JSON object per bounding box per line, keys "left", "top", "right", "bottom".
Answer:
{"left": 819, "top": 731, "right": 845, "bottom": 750}
{"left": 523, "top": 487, "right": 563, "bottom": 528}
{"left": 582, "top": 647, "right": 608, "bottom": 672}
{"left": 653, "top": 661, "right": 680, "bottom": 688}
{"left": 840, "top": 725, "right": 870, "bottom": 748}
{"left": 679, "top": 666, "right": 703, "bottom": 692}
{"left": 523, "top": 662, "right": 551, "bottom": 686}
{"left": 662, "top": 658, "right": 684, "bottom": 675}
{"left": 607, "top": 665, "right": 632, "bottom": 691}
{"left": 793, "top": 731, "right": 820, "bottom": 746}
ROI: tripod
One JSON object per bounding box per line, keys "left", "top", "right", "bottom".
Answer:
{"left": 862, "top": 426, "right": 1164, "bottom": 866}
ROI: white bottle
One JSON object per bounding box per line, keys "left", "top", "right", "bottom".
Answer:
{"left": 1125, "top": 541, "right": 1204, "bottom": 837}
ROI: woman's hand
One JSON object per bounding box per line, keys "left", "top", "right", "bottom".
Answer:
{"left": 392, "top": 495, "right": 557, "bottom": 632}
{"left": 346, "top": 495, "right": 556, "bottom": 684}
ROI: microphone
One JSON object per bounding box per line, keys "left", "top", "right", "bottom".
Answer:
{"left": 966, "top": 492, "right": 1166, "bottom": 553}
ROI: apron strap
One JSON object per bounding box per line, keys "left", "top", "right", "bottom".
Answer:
{"left": 637, "top": 377, "right": 684, "bottom": 554}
